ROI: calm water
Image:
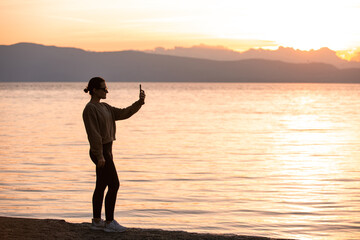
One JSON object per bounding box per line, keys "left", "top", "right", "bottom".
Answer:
{"left": 0, "top": 82, "right": 360, "bottom": 240}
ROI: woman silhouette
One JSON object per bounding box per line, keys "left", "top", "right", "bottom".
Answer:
{"left": 83, "top": 77, "right": 145, "bottom": 232}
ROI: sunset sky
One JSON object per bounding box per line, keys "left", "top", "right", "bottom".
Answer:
{"left": 1, "top": 0, "right": 360, "bottom": 59}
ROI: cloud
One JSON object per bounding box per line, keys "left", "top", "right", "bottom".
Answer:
{"left": 123, "top": 16, "right": 194, "bottom": 24}
{"left": 48, "top": 15, "right": 93, "bottom": 23}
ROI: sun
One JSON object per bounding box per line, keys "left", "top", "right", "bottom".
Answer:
{"left": 336, "top": 48, "right": 360, "bottom": 62}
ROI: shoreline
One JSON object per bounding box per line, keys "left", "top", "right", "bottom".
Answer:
{"left": 1, "top": 216, "right": 293, "bottom": 240}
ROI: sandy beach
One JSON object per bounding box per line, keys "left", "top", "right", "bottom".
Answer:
{"left": 0, "top": 216, "right": 293, "bottom": 240}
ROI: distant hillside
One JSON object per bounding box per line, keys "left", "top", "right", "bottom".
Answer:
{"left": 146, "top": 45, "right": 360, "bottom": 69}
{"left": 0, "top": 42, "right": 359, "bottom": 83}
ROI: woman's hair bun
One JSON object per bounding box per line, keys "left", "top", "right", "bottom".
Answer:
{"left": 84, "top": 87, "right": 89, "bottom": 93}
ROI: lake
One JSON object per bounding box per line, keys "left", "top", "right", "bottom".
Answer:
{"left": 0, "top": 82, "right": 359, "bottom": 240}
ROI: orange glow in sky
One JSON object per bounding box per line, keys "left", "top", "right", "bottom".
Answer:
{"left": 1, "top": 0, "right": 359, "bottom": 59}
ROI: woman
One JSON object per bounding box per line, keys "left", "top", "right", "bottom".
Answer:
{"left": 82, "top": 77, "right": 145, "bottom": 232}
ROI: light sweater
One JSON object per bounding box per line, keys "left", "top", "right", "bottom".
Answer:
{"left": 82, "top": 99, "right": 144, "bottom": 159}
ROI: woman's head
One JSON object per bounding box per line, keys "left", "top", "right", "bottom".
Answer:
{"left": 84, "top": 77, "right": 108, "bottom": 100}
{"left": 84, "top": 77, "right": 106, "bottom": 95}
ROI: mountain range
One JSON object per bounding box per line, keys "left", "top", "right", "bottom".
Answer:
{"left": 0, "top": 42, "right": 359, "bottom": 83}
{"left": 146, "top": 44, "right": 360, "bottom": 69}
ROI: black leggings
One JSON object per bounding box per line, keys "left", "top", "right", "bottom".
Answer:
{"left": 90, "top": 142, "right": 120, "bottom": 221}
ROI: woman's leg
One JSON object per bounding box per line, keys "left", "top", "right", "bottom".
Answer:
{"left": 90, "top": 151, "right": 107, "bottom": 219}
{"left": 102, "top": 142, "right": 120, "bottom": 222}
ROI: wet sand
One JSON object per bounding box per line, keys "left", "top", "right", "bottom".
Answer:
{"left": 0, "top": 216, "right": 293, "bottom": 240}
